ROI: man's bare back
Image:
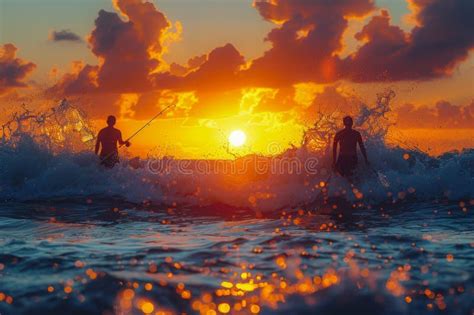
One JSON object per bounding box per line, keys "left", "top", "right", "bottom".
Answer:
{"left": 96, "top": 127, "right": 123, "bottom": 158}
{"left": 332, "top": 116, "right": 368, "bottom": 177}
{"left": 334, "top": 128, "right": 362, "bottom": 157}
{"left": 95, "top": 115, "right": 130, "bottom": 168}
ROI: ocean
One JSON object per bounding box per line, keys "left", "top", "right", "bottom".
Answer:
{"left": 0, "top": 97, "right": 473, "bottom": 314}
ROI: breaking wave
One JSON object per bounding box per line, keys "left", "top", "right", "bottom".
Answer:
{"left": 0, "top": 94, "right": 472, "bottom": 211}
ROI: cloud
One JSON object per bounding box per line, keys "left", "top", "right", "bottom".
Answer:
{"left": 244, "top": 0, "right": 375, "bottom": 86}
{"left": 395, "top": 100, "right": 474, "bottom": 129}
{"left": 346, "top": 0, "right": 474, "bottom": 81}
{"left": 245, "top": 0, "right": 474, "bottom": 85}
{"left": 50, "top": 1, "right": 248, "bottom": 119}
{"left": 169, "top": 54, "right": 206, "bottom": 77}
{"left": 49, "top": 0, "right": 474, "bottom": 120}
{"left": 47, "top": 61, "right": 98, "bottom": 95}
{"left": 306, "top": 86, "right": 362, "bottom": 116}
{"left": 55, "top": 0, "right": 173, "bottom": 94}
{"left": 153, "top": 44, "right": 247, "bottom": 117}
{"left": 155, "top": 44, "right": 245, "bottom": 91}
{"left": 0, "top": 43, "right": 36, "bottom": 95}
{"left": 77, "top": 93, "right": 124, "bottom": 119}
{"left": 49, "top": 30, "right": 83, "bottom": 42}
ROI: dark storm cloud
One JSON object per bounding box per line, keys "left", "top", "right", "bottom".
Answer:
{"left": 0, "top": 44, "right": 36, "bottom": 95}
{"left": 49, "top": 30, "right": 83, "bottom": 42}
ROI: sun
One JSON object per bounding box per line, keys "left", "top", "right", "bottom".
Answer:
{"left": 228, "top": 130, "right": 247, "bottom": 147}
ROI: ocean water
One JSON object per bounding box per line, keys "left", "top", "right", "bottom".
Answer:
{"left": 0, "top": 198, "right": 472, "bottom": 315}
{"left": 0, "top": 97, "right": 473, "bottom": 314}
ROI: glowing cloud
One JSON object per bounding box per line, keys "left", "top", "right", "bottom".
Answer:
{"left": 0, "top": 44, "right": 36, "bottom": 95}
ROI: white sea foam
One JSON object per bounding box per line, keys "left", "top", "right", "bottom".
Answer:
{"left": 0, "top": 95, "right": 472, "bottom": 211}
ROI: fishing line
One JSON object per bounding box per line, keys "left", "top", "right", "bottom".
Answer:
{"left": 101, "top": 102, "right": 177, "bottom": 164}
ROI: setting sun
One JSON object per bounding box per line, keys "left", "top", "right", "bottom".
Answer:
{"left": 229, "top": 130, "right": 247, "bottom": 147}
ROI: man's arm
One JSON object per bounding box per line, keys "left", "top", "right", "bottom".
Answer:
{"left": 358, "top": 133, "right": 369, "bottom": 164}
{"left": 332, "top": 134, "right": 339, "bottom": 167}
{"left": 95, "top": 131, "right": 101, "bottom": 155}
{"left": 118, "top": 131, "right": 130, "bottom": 147}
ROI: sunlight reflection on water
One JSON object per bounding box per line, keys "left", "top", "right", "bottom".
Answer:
{"left": 0, "top": 200, "right": 472, "bottom": 315}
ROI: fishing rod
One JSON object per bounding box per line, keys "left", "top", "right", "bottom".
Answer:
{"left": 100, "top": 102, "right": 177, "bottom": 164}
{"left": 124, "top": 102, "right": 177, "bottom": 145}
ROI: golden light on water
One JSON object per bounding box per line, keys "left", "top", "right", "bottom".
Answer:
{"left": 229, "top": 130, "right": 247, "bottom": 147}
{"left": 28, "top": 203, "right": 469, "bottom": 315}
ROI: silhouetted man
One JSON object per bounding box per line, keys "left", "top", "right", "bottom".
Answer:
{"left": 332, "top": 116, "right": 368, "bottom": 177}
{"left": 95, "top": 115, "right": 130, "bottom": 168}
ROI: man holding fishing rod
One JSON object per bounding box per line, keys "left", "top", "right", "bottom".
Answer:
{"left": 95, "top": 115, "right": 131, "bottom": 168}
{"left": 96, "top": 103, "right": 176, "bottom": 168}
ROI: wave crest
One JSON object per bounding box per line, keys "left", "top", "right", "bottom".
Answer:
{"left": 0, "top": 93, "right": 472, "bottom": 211}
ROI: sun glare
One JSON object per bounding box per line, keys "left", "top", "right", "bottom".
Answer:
{"left": 229, "top": 130, "right": 247, "bottom": 147}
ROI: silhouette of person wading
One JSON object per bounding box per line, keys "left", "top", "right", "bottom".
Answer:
{"left": 95, "top": 115, "right": 130, "bottom": 168}
{"left": 332, "top": 116, "right": 369, "bottom": 177}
